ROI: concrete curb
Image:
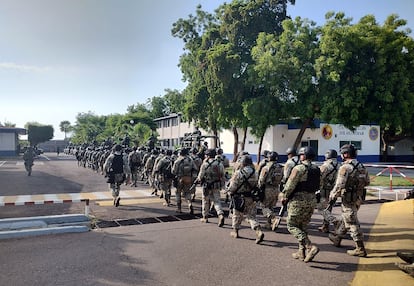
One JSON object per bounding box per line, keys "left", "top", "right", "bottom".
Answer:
{"left": 0, "top": 214, "right": 90, "bottom": 239}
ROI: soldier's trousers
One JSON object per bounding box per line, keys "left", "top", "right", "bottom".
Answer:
{"left": 287, "top": 199, "right": 315, "bottom": 242}
{"left": 232, "top": 197, "right": 260, "bottom": 230}
{"left": 260, "top": 187, "right": 279, "bottom": 219}
{"left": 201, "top": 188, "right": 223, "bottom": 218}
{"left": 334, "top": 200, "right": 364, "bottom": 242}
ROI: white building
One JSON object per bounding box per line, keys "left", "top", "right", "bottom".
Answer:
{"left": 155, "top": 114, "right": 381, "bottom": 163}
{"left": 0, "top": 127, "right": 26, "bottom": 156}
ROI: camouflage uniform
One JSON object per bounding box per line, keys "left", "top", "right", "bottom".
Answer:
{"left": 328, "top": 157, "right": 370, "bottom": 256}
{"left": 258, "top": 160, "right": 283, "bottom": 230}
{"left": 103, "top": 145, "right": 128, "bottom": 207}
{"left": 227, "top": 160, "right": 264, "bottom": 244}
{"left": 172, "top": 151, "right": 198, "bottom": 213}
{"left": 23, "top": 147, "right": 36, "bottom": 176}
{"left": 197, "top": 152, "right": 225, "bottom": 225}
{"left": 282, "top": 152, "right": 320, "bottom": 262}
{"left": 154, "top": 152, "right": 174, "bottom": 206}
{"left": 317, "top": 157, "right": 340, "bottom": 232}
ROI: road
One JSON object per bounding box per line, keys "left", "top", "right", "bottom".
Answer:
{"left": 0, "top": 153, "right": 405, "bottom": 286}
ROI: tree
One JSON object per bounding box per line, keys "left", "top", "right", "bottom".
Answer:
{"left": 59, "top": 120, "right": 72, "bottom": 139}
{"left": 316, "top": 13, "right": 414, "bottom": 159}
{"left": 173, "top": 1, "right": 295, "bottom": 156}
{"left": 252, "top": 16, "right": 321, "bottom": 151}
{"left": 27, "top": 124, "right": 54, "bottom": 146}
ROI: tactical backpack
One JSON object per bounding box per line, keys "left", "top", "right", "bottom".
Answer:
{"left": 345, "top": 161, "right": 369, "bottom": 201}
{"left": 181, "top": 157, "right": 193, "bottom": 177}
{"left": 161, "top": 158, "right": 175, "bottom": 179}
{"left": 205, "top": 159, "right": 221, "bottom": 183}
{"left": 266, "top": 162, "right": 283, "bottom": 186}
{"left": 321, "top": 161, "right": 339, "bottom": 191}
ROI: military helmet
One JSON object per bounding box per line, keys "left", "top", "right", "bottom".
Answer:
{"left": 298, "top": 146, "right": 316, "bottom": 160}
{"left": 241, "top": 154, "right": 253, "bottom": 166}
{"left": 113, "top": 144, "right": 122, "bottom": 152}
{"left": 179, "top": 148, "right": 189, "bottom": 156}
{"left": 268, "top": 151, "right": 278, "bottom": 161}
{"left": 340, "top": 144, "right": 357, "bottom": 158}
{"left": 205, "top": 148, "right": 216, "bottom": 157}
{"left": 166, "top": 149, "right": 173, "bottom": 156}
{"left": 286, "top": 147, "right": 296, "bottom": 156}
{"left": 325, "top": 149, "right": 338, "bottom": 160}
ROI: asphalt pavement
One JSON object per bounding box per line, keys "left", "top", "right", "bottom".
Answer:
{"left": 0, "top": 153, "right": 413, "bottom": 285}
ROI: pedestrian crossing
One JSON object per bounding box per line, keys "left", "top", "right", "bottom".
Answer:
{"left": 0, "top": 189, "right": 160, "bottom": 207}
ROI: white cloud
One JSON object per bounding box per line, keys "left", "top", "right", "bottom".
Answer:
{"left": 0, "top": 62, "right": 51, "bottom": 73}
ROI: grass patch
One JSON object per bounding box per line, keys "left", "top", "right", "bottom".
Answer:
{"left": 368, "top": 175, "right": 414, "bottom": 187}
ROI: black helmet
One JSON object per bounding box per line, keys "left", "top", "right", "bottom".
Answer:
{"left": 286, "top": 147, "right": 296, "bottom": 155}
{"left": 262, "top": 150, "right": 269, "bottom": 157}
{"left": 113, "top": 144, "right": 122, "bottom": 152}
{"left": 340, "top": 144, "right": 357, "bottom": 158}
{"left": 298, "top": 146, "right": 316, "bottom": 160}
{"left": 179, "top": 148, "right": 189, "bottom": 156}
{"left": 325, "top": 149, "right": 338, "bottom": 159}
{"left": 205, "top": 148, "right": 216, "bottom": 157}
{"left": 241, "top": 155, "right": 253, "bottom": 166}
{"left": 166, "top": 149, "right": 173, "bottom": 156}
{"left": 268, "top": 151, "right": 278, "bottom": 161}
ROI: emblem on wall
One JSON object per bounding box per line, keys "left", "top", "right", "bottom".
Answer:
{"left": 369, "top": 126, "right": 379, "bottom": 141}
{"left": 321, "top": 124, "right": 333, "bottom": 140}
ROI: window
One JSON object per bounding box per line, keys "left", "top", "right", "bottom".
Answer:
{"left": 339, "top": 140, "right": 361, "bottom": 150}
{"left": 301, "top": 140, "right": 319, "bottom": 155}
{"left": 171, "top": 117, "right": 178, "bottom": 126}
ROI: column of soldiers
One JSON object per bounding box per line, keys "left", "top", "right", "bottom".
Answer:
{"left": 68, "top": 139, "right": 370, "bottom": 261}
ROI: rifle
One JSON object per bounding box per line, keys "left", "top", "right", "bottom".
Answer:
{"left": 324, "top": 198, "right": 337, "bottom": 213}
{"left": 189, "top": 181, "right": 198, "bottom": 192}
{"left": 272, "top": 201, "right": 287, "bottom": 231}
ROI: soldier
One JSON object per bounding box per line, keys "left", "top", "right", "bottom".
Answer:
{"left": 172, "top": 148, "right": 198, "bottom": 214}
{"left": 190, "top": 147, "right": 202, "bottom": 201}
{"left": 226, "top": 155, "right": 264, "bottom": 244}
{"left": 317, "top": 149, "right": 340, "bottom": 233}
{"left": 195, "top": 148, "right": 225, "bottom": 226}
{"left": 328, "top": 144, "right": 370, "bottom": 257}
{"left": 23, "top": 146, "right": 36, "bottom": 176}
{"left": 128, "top": 146, "right": 142, "bottom": 187}
{"left": 103, "top": 144, "right": 128, "bottom": 207}
{"left": 154, "top": 149, "right": 174, "bottom": 206}
{"left": 258, "top": 151, "right": 283, "bottom": 231}
{"left": 281, "top": 146, "right": 320, "bottom": 262}
{"left": 281, "top": 147, "right": 300, "bottom": 189}
{"left": 145, "top": 149, "right": 159, "bottom": 196}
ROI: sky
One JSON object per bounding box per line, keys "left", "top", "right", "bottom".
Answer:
{"left": 0, "top": 0, "right": 413, "bottom": 140}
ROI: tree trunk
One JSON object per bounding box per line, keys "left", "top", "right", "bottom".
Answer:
{"left": 232, "top": 127, "right": 239, "bottom": 162}
{"left": 257, "top": 134, "right": 264, "bottom": 164}
{"left": 381, "top": 130, "right": 388, "bottom": 162}
{"left": 292, "top": 118, "right": 313, "bottom": 150}
{"left": 241, "top": 126, "right": 248, "bottom": 151}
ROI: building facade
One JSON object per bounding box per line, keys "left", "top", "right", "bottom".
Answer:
{"left": 0, "top": 127, "right": 26, "bottom": 156}
{"left": 154, "top": 114, "right": 383, "bottom": 163}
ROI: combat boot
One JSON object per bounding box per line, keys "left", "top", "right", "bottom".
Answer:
{"left": 218, "top": 214, "right": 225, "bottom": 227}
{"left": 230, "top": 229, "right": 239, "bottom": 238}
{"left": 200, "top": 216, "right": 208, "bottom": 223}
{"left": 318, "top": 223, "right": 329, "bottom": 233}
{"left": 254, "top": 226, "right": 264, "bottom": 244}
{"left": 264, "top": 216, "right": 272, "bottom": 230}
{"left": 347, "top": 241, "right": 367, "bottom": 257}
{"left": 303, "top": 239, "right": 319, "bottom": 263}
{"left": 329, "top": 233, "right": 342, "bottom": 247}
{"left": 189, "top": 205, "right": 194, "bottom": 215}
{"left": 292, "top": 241, "right": 306, "bottom": 261}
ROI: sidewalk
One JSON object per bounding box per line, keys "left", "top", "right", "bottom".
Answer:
{"left": 352, "top": 199, "right": 414, "bottom": 285}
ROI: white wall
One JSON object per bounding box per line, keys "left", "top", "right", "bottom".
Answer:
{"left": 0, "top": 133, "right": 15, "bottom": 150}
